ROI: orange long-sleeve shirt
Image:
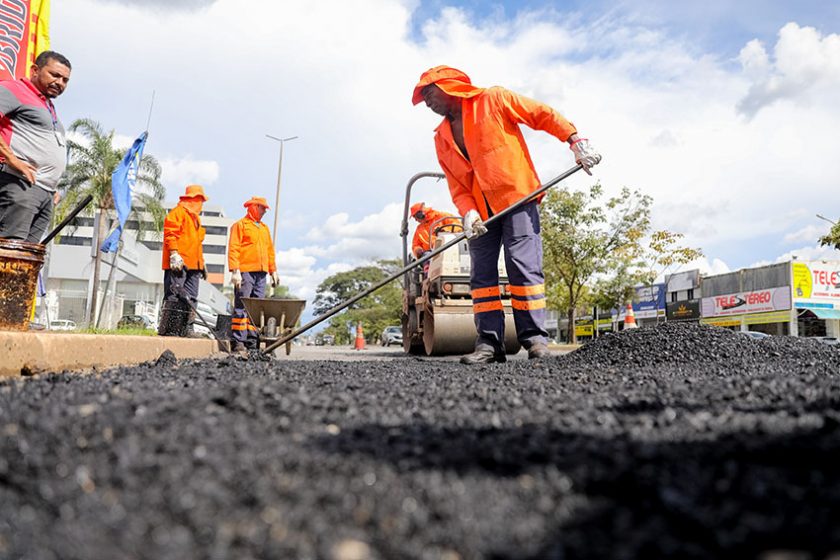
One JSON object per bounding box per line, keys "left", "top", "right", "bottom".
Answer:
{"left": 433, "top": 86, "right": 577, "bottom": 221}
{"left": 411, "top": 209, "right": 461, "bottom": 255}
{"left": 162, "top": 203, "right": 205, "bottom": 270}
{"left": 227, "top": 217, "right": 276, "bottom": 273}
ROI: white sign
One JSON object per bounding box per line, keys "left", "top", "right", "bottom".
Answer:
{"left": 701, "top": 286, "right": 791, "bottom": 317}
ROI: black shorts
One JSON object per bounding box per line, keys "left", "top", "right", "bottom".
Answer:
{"left": 0, "top": 171, "right": 54, "bottom": 243}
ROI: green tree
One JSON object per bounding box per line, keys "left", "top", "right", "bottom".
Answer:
{"left": 56, "top": 118, "right": 165, "bottom": 326}
{"left": 540, "top": 184, "right": 651, "bottom": 343}
{"left": 313, "top": 259, "right": 402, "bottom": 345}
{"left": 819, "top": 219, "right": 840, "bottom": 250}
{"left": 594, "top": 230, "right": 703, "bottom": 322}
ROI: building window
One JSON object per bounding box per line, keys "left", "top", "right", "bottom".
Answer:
{"left": 141, "top": 241, "right": 163, "bottom": 251}
{"left": 204, "top": 226, "right": 228, "bottom": 236}
{"left": 687, "top": 288, "right": 694, "bottom": 300}
{"left": 203, "top": 244, "right": 227, "bottom": 255}
{"left": 670, "top": 292, "right": 678, "bottom": 303}
{"left": 57, "top": 236, "right": 92, "bottom": 246}
{"left": 206, "top": 264, "right": 225, "bottom": 273}
{"left": 202, "top": 211, "right": 221, "bottom": 217}
{"left": 70, "top": 217, "right": 95, "bottom": 227}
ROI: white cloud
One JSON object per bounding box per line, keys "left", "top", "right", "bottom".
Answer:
{"left": 737, "top": 22, "right": 840, "bottom": 117}
{"left": 159, "top": 157, "right": 220, "bottom": 196}
{"left": 774, "top": 244, "right": 840, "bottom": 264}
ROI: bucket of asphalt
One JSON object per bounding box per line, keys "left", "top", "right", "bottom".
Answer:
{"left": 0, "top": 239, "right": 46, "bottom": 331}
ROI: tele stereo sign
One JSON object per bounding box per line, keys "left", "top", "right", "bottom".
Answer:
{"left": 701, "top": 287, "right": 791, "bottom": 317}
{"left": 792, "top": 261, "right": 840, "bottom": 301}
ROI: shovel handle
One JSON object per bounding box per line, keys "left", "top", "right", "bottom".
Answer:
{"left": 41, "top": 194, "right": 94, "bottom": 245}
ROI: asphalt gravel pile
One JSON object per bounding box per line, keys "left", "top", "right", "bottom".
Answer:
{"left": 2, "top": 322, "right": 840, "bottom": 560}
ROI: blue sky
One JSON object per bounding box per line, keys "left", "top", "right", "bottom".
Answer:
{"left": 54, "top": 0, "right": 840, "bottom": 306}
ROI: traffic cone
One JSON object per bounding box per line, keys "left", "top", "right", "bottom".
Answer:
{"left": 354, "top": 322, "right": 366, "bottom": 350}
{"left": 623, "top": 303, "right": 638, "bottom": 330}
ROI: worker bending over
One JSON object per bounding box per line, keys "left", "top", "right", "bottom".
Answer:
{"left": 413, "top": 65, "right": 601, "bottom": 364}
{"left": 410, "top": 201, "right": 461, "bottom": 258}
{"left": 228, "top": 196, "right": 280, "bottom": 352}
{"left": 159, "top": 184, "right": 208, "bottom": 336}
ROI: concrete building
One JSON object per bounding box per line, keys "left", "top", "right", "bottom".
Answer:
{"left": 41, "top": 203, "right": 235, "bottom": 329}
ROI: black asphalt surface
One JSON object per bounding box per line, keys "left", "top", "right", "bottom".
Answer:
{"left": 2, "top": 323, "right": 840, "bottom": 559}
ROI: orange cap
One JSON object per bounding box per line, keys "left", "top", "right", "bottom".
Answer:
{"left": 410, "top": 202, "right": 425, "bottom": 216}
{"left": 412, "top": 65, "right": 478, "bottom": 105}
{"left": 243, "top": 196, "right": 270, "bottom": 209}
{"left": 180, "top": 184, "right": 208, "bottom": 201}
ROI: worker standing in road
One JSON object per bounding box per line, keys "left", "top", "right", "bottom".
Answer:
{"left": 228, "top": 196, "right": 280, "bottom": 353}
{"left": 0, "top": 51, "right": 72, "bottom": 242}
{"left": 159, "top": 184, "right": 208, "bottom": 337}
{"left": 410, "top": 202, "right": 461, "bottom": 258}
{"left": 413, "top": 65, "right": 601, "bottom": 364}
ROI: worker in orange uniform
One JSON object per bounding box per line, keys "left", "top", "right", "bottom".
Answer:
{"left": 413, "top": 65, "right": 601, "bottom": 364}
{"left": 159, "top": 184, "right": 208, "bottom": 336}
{"left": 410, "top": 201, "right": 461, "bottom": 258}
{"left": 228, "top": 196, "right": 280, "bottom": 352}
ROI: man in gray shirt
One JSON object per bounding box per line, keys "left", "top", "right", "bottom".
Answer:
{"left": 0, "top": 50, "right": 71, "bottom": 243}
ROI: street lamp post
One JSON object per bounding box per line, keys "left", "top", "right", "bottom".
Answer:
{"left": 266, "top": 134, "right": 298, "bottom": 244}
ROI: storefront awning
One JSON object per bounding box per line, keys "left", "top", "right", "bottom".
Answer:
{"left": 810, "top": 308, "right": 840, "bottom": 320}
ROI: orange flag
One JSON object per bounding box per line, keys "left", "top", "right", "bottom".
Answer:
{"left": 0, "top": 0, "right": 51, "bottom": 81}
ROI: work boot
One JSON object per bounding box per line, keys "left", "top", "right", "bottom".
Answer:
{"left": 527, "top": 343, "right": 552, "bottom": 360}
{"left": 460, "top": 345, "right": 506, "bottom": 365}
{"left": 232, "top": 342, "right": 248, "bottom": 354}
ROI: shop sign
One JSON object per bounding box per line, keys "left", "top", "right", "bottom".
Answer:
{"left": 666, "top": 299, "right": 700, "bottom": 320}
{"left": 744, "top": 310, "right": 791, "bottom": 325}
{"left": 701, "top": 286, "right": 791, "bottom": 317}
{"left": 700, "top": 316, "right": 742, "bottom": 327}
{"left": 575, "top": 322, "right": 594, "bottom": 337}
{"left": 792, "top": 261, "right": 840, "bottom": 301}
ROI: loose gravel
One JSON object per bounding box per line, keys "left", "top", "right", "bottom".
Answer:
{"left": 2, "top": 322, "right": 840, "bottom": 559}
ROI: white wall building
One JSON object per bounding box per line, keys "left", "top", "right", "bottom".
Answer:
{"left": 42, "top": 203, "right": 235, "bottom": 329}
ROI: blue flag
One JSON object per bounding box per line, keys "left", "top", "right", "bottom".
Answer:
{"left": 101, "top": 131, "right": 148, "bottom": 253}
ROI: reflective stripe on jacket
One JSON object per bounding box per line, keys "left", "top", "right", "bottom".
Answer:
{"left": 433, "top": 86, "right": 577, "bottom": 220}
{"left": 228, "top": 217, "right": 276, "bottom": 273}
{"left": 162, "top": 204, "right": 205, "bottom": 270}
{"left": 412, "top": 209, "right": 460, "bottom": 254}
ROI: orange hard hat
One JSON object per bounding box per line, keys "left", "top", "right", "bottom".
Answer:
{"left": 180, "top": 184, "right": 208, "bottom": 201}
{"left": 410, "top": 202, "right": 426, "bottom": 217}
{"left": 412, "top": 65, "right": 476, "bottom": 105}
{"left": 244, "top": 196, "right": 270, "bottom": 209}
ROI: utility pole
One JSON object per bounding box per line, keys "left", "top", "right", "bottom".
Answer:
{"left": 265, "top": 134, "right": 298, "bottom": 245}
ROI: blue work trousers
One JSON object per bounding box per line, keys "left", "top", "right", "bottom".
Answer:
{"left": 232, "top": 271, "right": 266, "bottom": 346}
{"left": 163, "top": 269, "right": 200, "bottom": 304}
{"left": 468, "top": 201, "right": 548, "bottom": 350}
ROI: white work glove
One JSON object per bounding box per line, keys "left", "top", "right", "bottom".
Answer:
{"left": 231, "top": 269, "right": 242, "bottom": 290}
{"left": 570, "top": 138, "right": 602, "bottom": 175}
{"left": 270, "top": 271, "right": 280, "bottom": 287}
{"left": 463, "top": 209, "right": 487, "bottom": 239}
{"left": 169, "top": 251, "right": 185, "bottom": 271}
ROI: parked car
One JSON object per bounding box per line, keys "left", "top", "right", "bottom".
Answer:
{"left": 738, "top": 331, "right": 770, "bottom": 340}
{"left": 50, "top": 319, "right": 77, "bottom": 331}
{"left": 813, "top": 336, "right": 839, "bottom": 346}
{"left": 117, "top": 315, "right": 155, "bottom": 330}
{"left": 380, "top": 325, "right": 403, "bottom": 347}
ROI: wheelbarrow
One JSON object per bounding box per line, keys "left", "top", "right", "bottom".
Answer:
{"left": 241, "top": 297, "right": 306, "bottom": 355}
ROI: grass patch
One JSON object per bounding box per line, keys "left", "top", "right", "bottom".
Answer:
{"left": 76, "top": 327, "right": 158, "bottom": 337}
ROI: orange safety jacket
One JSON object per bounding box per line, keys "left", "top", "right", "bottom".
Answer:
{"left": 430, "top": 84, "right": 577, "bottom": 221}
{"left": 228, "top": 217, "right": 276, "bottom": 273}
{"left": 162, "top": 203, "right": 205, "bottom": 270}
{"left": 412, "top": 209, "right": 461, "bottom": 255}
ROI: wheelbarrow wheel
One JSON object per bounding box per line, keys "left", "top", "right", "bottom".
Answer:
{"left": 265, "top": 317, "right": 277, "bottom": 338}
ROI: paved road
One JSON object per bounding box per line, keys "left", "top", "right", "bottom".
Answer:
{"left": 274, "top": 343, "right": 575, "bottom": 361}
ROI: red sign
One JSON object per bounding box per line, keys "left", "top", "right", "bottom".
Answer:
{"left": 702, "top": 287, "right": 791, "bottom": 317}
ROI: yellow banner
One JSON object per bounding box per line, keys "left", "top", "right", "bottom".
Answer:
{"left": 0, "top": 0, "right": 50, "bottom": 80}
{"left": 744, "top": 310, "right": 791, "bottom": 325}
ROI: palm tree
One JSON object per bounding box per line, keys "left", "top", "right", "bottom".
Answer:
{"left": 55, "top": 118, "right": 165, "bottom": 327}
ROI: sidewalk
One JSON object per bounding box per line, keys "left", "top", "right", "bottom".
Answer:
{"left": 0, "top": 331, "right": 222, "bottom": 378}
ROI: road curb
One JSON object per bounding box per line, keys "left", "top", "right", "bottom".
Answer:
{"left": 0, "top": 331, "right": 223, "bottom": 378}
